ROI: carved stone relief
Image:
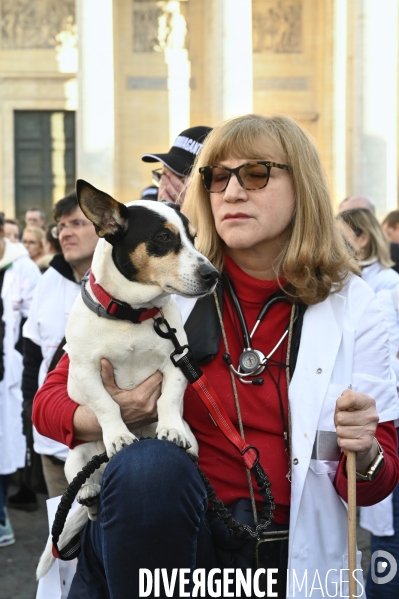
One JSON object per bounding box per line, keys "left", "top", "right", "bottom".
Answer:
{"left": 1, "top": 0, "right": 76, "bottom": 50}
{"left": 252, "top": 0, "right": 302, "bottom": 54}
{"left": 133, "top": 0, "right": 162, "bottom": 53}
{"left": 133, "top": 0, "right": 188, "bottom": 53}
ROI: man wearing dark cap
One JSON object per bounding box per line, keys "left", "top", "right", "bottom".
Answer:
{"left": 142, "top": 125, "right": 212, "bottom": 204}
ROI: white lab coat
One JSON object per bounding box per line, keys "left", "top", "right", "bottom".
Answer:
{"left": 285, "top": 274, "right": 397, "bottom": 597}
{"left": 361, "top": 260, "right": 399, "bottom": 292}
{"left": 23, "top": 264, "right": 80, "bottom": 460}
{"left": 0, "top": 240, "right": 40, "bottom": 474}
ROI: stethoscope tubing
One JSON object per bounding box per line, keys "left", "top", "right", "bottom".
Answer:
{"left": 223, "top": 275, "right": 297, "bottom": 383}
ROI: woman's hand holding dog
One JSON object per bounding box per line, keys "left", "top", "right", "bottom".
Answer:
{"left": 73, "top": 360, "right": 161, "bottom": 441}
{"left": 100, "top": 359, "right": 161, "bottom": 428}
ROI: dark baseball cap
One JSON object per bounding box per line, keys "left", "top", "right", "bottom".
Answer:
{"left": 141, "top": 125, "right": 212, "bottom": 177}
{"left": 140, "top": 185, "right": 158, "bottom": 201}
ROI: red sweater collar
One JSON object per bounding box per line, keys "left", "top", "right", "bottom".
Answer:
{"left": 223, "top": 254, "right": 286, "bottom": 304}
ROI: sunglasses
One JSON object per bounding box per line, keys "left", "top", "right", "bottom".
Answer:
{"left": 199, "top": 161, "right": 291, "bottom": 193}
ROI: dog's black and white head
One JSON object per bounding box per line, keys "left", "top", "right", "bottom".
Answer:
{"left": 76, "top": 179, "right": 219, "bottom": 299}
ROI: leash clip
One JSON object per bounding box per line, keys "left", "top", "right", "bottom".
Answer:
{"left": 153, "top": 316, "right": 191, "bottom": 363}
{"left": 153, "top": 317, "right": 184, "bottom": 351}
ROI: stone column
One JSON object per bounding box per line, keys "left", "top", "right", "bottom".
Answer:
{"left": 351, "top": 0, "right": 399, "bottom": 216}
{"left": 332, "top": 0, "right": 348, "bottom": 204}
{"left": 158, "top": 1, "right": 191, "bottom": 145}
{"left": 204, "top": 0, "right": 253, "bottom": 123}
{"left": 76, "top": 0, "right": 115, "bottom": 194}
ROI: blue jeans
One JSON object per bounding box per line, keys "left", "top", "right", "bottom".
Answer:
{"left": 366, "top": 481, "right": 399, "bottom": 598}
{"left": 0, "top": 474, "right": 10, "bottom": 523}
{"left": 67, "top": 440, "right": 282, "bottom": 599}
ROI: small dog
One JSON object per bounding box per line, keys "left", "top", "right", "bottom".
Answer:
{"left": 37, "top": 180, "right": 218, "bottom": 578}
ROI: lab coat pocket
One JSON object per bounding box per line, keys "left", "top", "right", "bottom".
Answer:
{"left": 318, "top": 383, "right": 357, "bottom": 431}
{"left": 309, "top": 384, "right": 357, "bottom": 474}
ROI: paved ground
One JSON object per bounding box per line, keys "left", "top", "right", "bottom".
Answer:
{"left": 0, "top": 485, "right": 372, "bottom": 599}
{"left": 0, "top": 485, "right": 48, "bottom": 599}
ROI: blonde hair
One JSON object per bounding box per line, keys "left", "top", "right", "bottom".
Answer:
{"left": 183, "top": 114, "right": 359, "bottom": 305}
{"left": 338, "top": 208, "right": 394, "bottom": 268}
{"left": 22, "top": 226, "right": 45, "bottom": 248}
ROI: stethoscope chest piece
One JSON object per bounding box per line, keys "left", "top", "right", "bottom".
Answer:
{"left": 239, "top": 349, "right": 266, "bottom": 376}
{"left": 222, "top": 275, "right": 296, "bottom": 386}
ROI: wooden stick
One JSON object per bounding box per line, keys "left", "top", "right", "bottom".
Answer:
{"left": 347, "top": 451, "right": 357, "bottom": 598}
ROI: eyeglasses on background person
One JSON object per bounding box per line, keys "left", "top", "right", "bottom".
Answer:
{"left": 23, "top": 239, "right": 40, "bottom": 246}
{"left": 199, "top": 161, "right": 291, "bottom": 193}
{"left": 51, "top": 219, "right": 91, "bottom": 239}
{"left": 151, "top": 168, "right": 185, "bottom": 188}
{"left": 151, "top": 168, "right": 163, "bottom": 187}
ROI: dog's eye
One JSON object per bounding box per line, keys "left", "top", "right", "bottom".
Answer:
{"left": 156, "top": 233, "right": 170, "bottom": 242}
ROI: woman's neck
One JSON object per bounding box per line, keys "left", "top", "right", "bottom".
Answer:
{"left": 0, "top": 237, "right": 5, "bottom": 261}
{"left": 225, "top": 247, "right": 279, "bottom": 280}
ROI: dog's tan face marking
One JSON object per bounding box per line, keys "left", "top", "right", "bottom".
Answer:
{"left": 164, "top": 222, "right": 180, "bottom": 237}
{"left": 129, "top": 241, "right": 183, "bottom": 289}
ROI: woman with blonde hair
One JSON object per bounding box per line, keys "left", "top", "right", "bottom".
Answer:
{"left": 22, "top": 226, "right": 45, "bottom": 265}
{"left": 337, "top": 207, "right": 399, "bottom": 292}
{"left": 33, "top": 115, "right": 399, "bottom": 598}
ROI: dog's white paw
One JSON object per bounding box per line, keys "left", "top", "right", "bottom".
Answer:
{"left": 88, "top": 504, "right": 98, "bottom": 521}
{"left": 105, "top": 432, "right": 138, "bottom": 458}
{"left": 77, "top": 483, "right": 101, "bottom": 507}
{"left": 156, "top": 425, "right": 192, "bottom": 450}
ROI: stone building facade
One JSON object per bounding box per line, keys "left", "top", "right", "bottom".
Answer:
{"left": 0, "top": 0, "right": 398, "bottom": 221}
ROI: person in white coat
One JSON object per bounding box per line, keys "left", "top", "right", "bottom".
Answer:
{"left": 22, "top": 192, "right": 98, "bottom": 501}
{"left": 0, "top": 214, "right": 40, "bottom": 546}
{"left": 337, "top": 207, "right": 399, "bottom": 292}
{"left": 34, "top": 115, "right": 399, "bottom": 598}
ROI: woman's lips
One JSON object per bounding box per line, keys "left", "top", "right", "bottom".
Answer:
{"left": 223, "top": 213, "right": 251, "bottom": 221}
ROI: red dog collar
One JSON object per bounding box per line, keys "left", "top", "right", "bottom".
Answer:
{"left": 87, "top": 269, "right": 160, "bottom": 323}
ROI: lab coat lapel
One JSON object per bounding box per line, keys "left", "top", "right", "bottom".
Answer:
{"left": 288, "top": 291, "right": 346, "bottom": 531}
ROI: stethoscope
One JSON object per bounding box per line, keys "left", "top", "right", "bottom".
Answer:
{"left": 222, "top": 276, "right": 298, "bottom": 386}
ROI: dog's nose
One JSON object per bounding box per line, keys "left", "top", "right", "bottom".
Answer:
{"left": 198, "top": 263, "right": 219, "bottom": 286}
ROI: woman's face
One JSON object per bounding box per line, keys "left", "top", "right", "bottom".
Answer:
{"left": 209, "top": 155, "right": 295, "bottom": 261}
{"left": 22, "top": 231, "right": 43, "bottom": 260}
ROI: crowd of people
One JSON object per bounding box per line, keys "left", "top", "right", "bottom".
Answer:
{"left": 1, "top": 116, "right": 399, "bottom": 598}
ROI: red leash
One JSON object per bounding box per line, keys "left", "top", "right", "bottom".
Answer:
{"left": 154, "top": 317, "right": 259, "bottom": 469}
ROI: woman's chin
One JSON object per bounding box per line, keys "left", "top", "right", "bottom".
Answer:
{"left": 223, "top": 238, "right": 257, "bottom": 252}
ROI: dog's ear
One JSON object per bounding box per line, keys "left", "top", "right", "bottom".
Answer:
{"left": 160, "top": 200, "right": 181, "bottom": 213}
{"left": 76, "top": 179, "right": 129, "bottom": 240}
